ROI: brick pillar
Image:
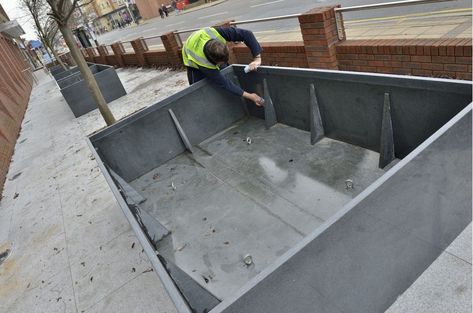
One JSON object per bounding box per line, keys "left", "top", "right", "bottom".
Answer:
{"left": 298, "top": 6, "right": 344, "bottom": 69}
{"left": 213, "top": 20, "right": 237, "bottom": 64}
{"left": 111, "top": 42, "right": 126, "bottom": 68}
{"left": 85, "top": 47, "right": 98, "bottom": 61}
{"left": 80, "top": 48, "right": 88, "bottom": 60}
{"left": 161, "top": 31, "right": 182, "bottom": 67}
{"left": 97, "top": 45, "right": 109, "bottom": 65}
{"left": 131, "top": 38, "right": 149, "bottom": 67}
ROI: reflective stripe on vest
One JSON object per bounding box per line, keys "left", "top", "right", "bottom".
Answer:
{"left": 184, "top": 46, "right": 214, "bottom": 68}
{"left": 182, "top": 27, "right": 226, "bottom": 69}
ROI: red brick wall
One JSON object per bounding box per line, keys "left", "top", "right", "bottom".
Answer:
{"left": 122, "top": 53, "right": 139, "bottom": 66}
{"left": 234, "top": 42, "right": 308, "bottom": 68}
{"left": 0, "top": 35, "right": 33, "bottom": 196}
{"left": 337, "top": 39, "right": 472, "bottom": 79}
{"left": 105, "top": 55, "right": 119, "bottom": 66}
{"left": 144, "top": 50, "right": 170, "bottom": 67}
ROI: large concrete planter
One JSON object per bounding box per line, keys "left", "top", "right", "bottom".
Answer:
{"left": 88, "top": 65, "right": 472, "bottom": 313}
{"left": 58, "top": 63, "right": 126, "bottom": 118}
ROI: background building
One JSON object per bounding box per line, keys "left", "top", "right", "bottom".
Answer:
{"left": 79, "top": 0, "right": 141, "bottom": 34}
{"left": 134, "top": 0, "right": 170, "bottom": 20}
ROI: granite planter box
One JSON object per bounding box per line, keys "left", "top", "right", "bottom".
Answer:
{"left": 88, "top": 65, "right": 472, "bottom": 313}
{"left": 58, "top": 63, "right": 126, "bottom": 117}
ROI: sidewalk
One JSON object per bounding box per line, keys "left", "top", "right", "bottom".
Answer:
{"left": 0, "top": 68, "right": 186, "bottom": 313}
{"left": 250, "top": 8, "right": 472, "bottom": 42}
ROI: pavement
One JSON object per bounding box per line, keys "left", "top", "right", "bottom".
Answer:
{"left": 243, "top": 8, "right": 472, "bottom": 42}
{"left": 0, "top": 68, "right": 187, "bottom": 313}
{"left": 0, "top": 66, "right": 471, "bottom": 313}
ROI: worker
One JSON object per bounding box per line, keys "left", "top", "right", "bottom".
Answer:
{"left": 182, "top": 26, "right": 264, "bottom": 106}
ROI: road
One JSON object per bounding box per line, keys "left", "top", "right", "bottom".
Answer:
{"left": 96, "top": 0, "right": 471, "bottom": 46}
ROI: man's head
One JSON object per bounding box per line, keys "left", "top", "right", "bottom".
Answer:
{"left": 205, "top": 39, "right": 229, "bottom": 66}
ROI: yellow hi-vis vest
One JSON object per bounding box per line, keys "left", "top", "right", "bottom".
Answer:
{"left": 182, "top": 27, "right": 227, "bottom": 70}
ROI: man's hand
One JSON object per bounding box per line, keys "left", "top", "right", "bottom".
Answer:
{"left": 243, "top": 91, "right": 265, "bottom": 107}
{"left": 248, "top": 55, "right": 262, "bottom": 72}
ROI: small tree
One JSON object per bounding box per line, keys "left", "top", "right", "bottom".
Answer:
{"left": 20, "top": 0, "right": 67, "bottom": 69}
{"left": 46, "top": 0, "right": 116, "bottom": 125}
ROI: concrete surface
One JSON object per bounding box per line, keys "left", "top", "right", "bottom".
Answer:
{"left": 0, "top": 68, "right": 187, "bottom": 313}
{"left": 60, "top": 65, "right": 127, "bottom": 118}
{"left": 386, "top": 224, "right": 472, "bottom": 313}
{"left": 132, "top": 118, "right": 389, "bottom": 300}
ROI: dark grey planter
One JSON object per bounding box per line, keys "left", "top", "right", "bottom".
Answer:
{"left": 87, "top": 65, "right": 472, "bottom": 313}
{"left": 58, "top": 63, "right": 126, "bottom": 118}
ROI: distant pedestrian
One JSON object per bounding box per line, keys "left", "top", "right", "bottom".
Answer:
{"left": 176, "top": 1, "right": 183, "bottom": 14}
{"left": 158, "top": 7, "right": 165, "bottom": 18}
{"left": 172, "top": 0, "right": 177, "bottom": 12}
{"left": 162, "top": 4, "right": 169, "bottom": 17}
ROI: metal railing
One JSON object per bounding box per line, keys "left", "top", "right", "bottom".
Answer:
{"left": 333, "top": 0, "right": 458, "bottom": 39}
{"left": 102, "top": 0, "right": 460, "bottom": 51}
{"left": 335, "top": 0, "right": 457, "bottom": 12}
{"left": 172, "top": 0, "right": 458, "bottom": 44}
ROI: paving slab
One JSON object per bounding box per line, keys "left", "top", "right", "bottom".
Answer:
{"left": 0, "top": 68, "right": 186, "bottom": 313}
{"left": 386, "top": 224, "right": 472, "bottom": 313}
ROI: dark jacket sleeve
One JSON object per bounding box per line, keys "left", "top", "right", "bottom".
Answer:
{"left": 198, "top": 66, "right": 244, "bottom": 96}
{"left": 215, "top": 27, "right": 262, "bottom": 57}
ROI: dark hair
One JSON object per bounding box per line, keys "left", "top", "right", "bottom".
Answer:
{"left": 204, "top": 39, "right": 229, "bottom": 65}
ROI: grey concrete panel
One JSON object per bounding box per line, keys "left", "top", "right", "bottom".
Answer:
{"left": 131, "top": 118, "right": 387, "bottom": 300}
{"left": 309, "top": 83, "right": 324, "bottom": 144}
{"left": 53, "top": 66, "right": 81, "bottom": 81}
{"left": 60, "top": 65, "right": 126, "bottom": 117}
{"left": 92, "top": 68, "right": 244, "bottom": 182}
{"left": 263, "top": 78, "right": 277, "bottom": 129}
{"left": 57, "top": 71, "right": 82, "bottom": 89}
{"left": 49, "top": 64, "right": 65, "bottom": 76}
{"left": 234, "top": 66, "right": 472, "bottom": 157}
{"left": 53, "top": 63, "right": 98, "bottom": 81}
{"left": 214, "top": 107, "right": 472, "bottom": 313}
{"left": 379, "top": 93, "right": 395, "bottom": 168}
{"left": 95, "top": 108, "right": 187, "bottom": 182}
{"left": 169, "top": 83, "right": 245, "bottom": 146}
{"left": 361, "top": 111, "right": 472, "bottom": 250}
{"left": 158, "top": 255, "right": 222, "bottom": 311}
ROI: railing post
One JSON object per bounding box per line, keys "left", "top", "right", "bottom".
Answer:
{"left": 111, "top": 42, "right": 126, "bottom": 68}
{"left": 131, "top": 38, "right": 149, "bottom": 67}
{"left": 97, "top": 45, "right": 109, "bottom": 65}
{"left": 80, "top": 48, "right": 89, "bottom": 61}
{"left": 298, "top": 5, "right": 345, "bottom": 70}
{"left": 85, "top": 47, "right": 98, "bottom": 62}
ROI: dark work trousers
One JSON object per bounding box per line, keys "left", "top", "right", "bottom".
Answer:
{"left": 186, "top": 66, "right": 206, "bottom": 85}
{"left": 186, "top": 63, "right": 229, "bottom": 85}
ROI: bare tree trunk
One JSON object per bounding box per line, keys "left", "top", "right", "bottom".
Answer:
{"left": 44, "top": 41, "right": 67, "bottom": 70}
{"left": 59, "top": 25, "right": 115, "bottom": 125}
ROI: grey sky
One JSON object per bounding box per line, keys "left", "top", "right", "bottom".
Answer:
{"left": 1, "top": 0, "right": 38, "bottom": 40}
